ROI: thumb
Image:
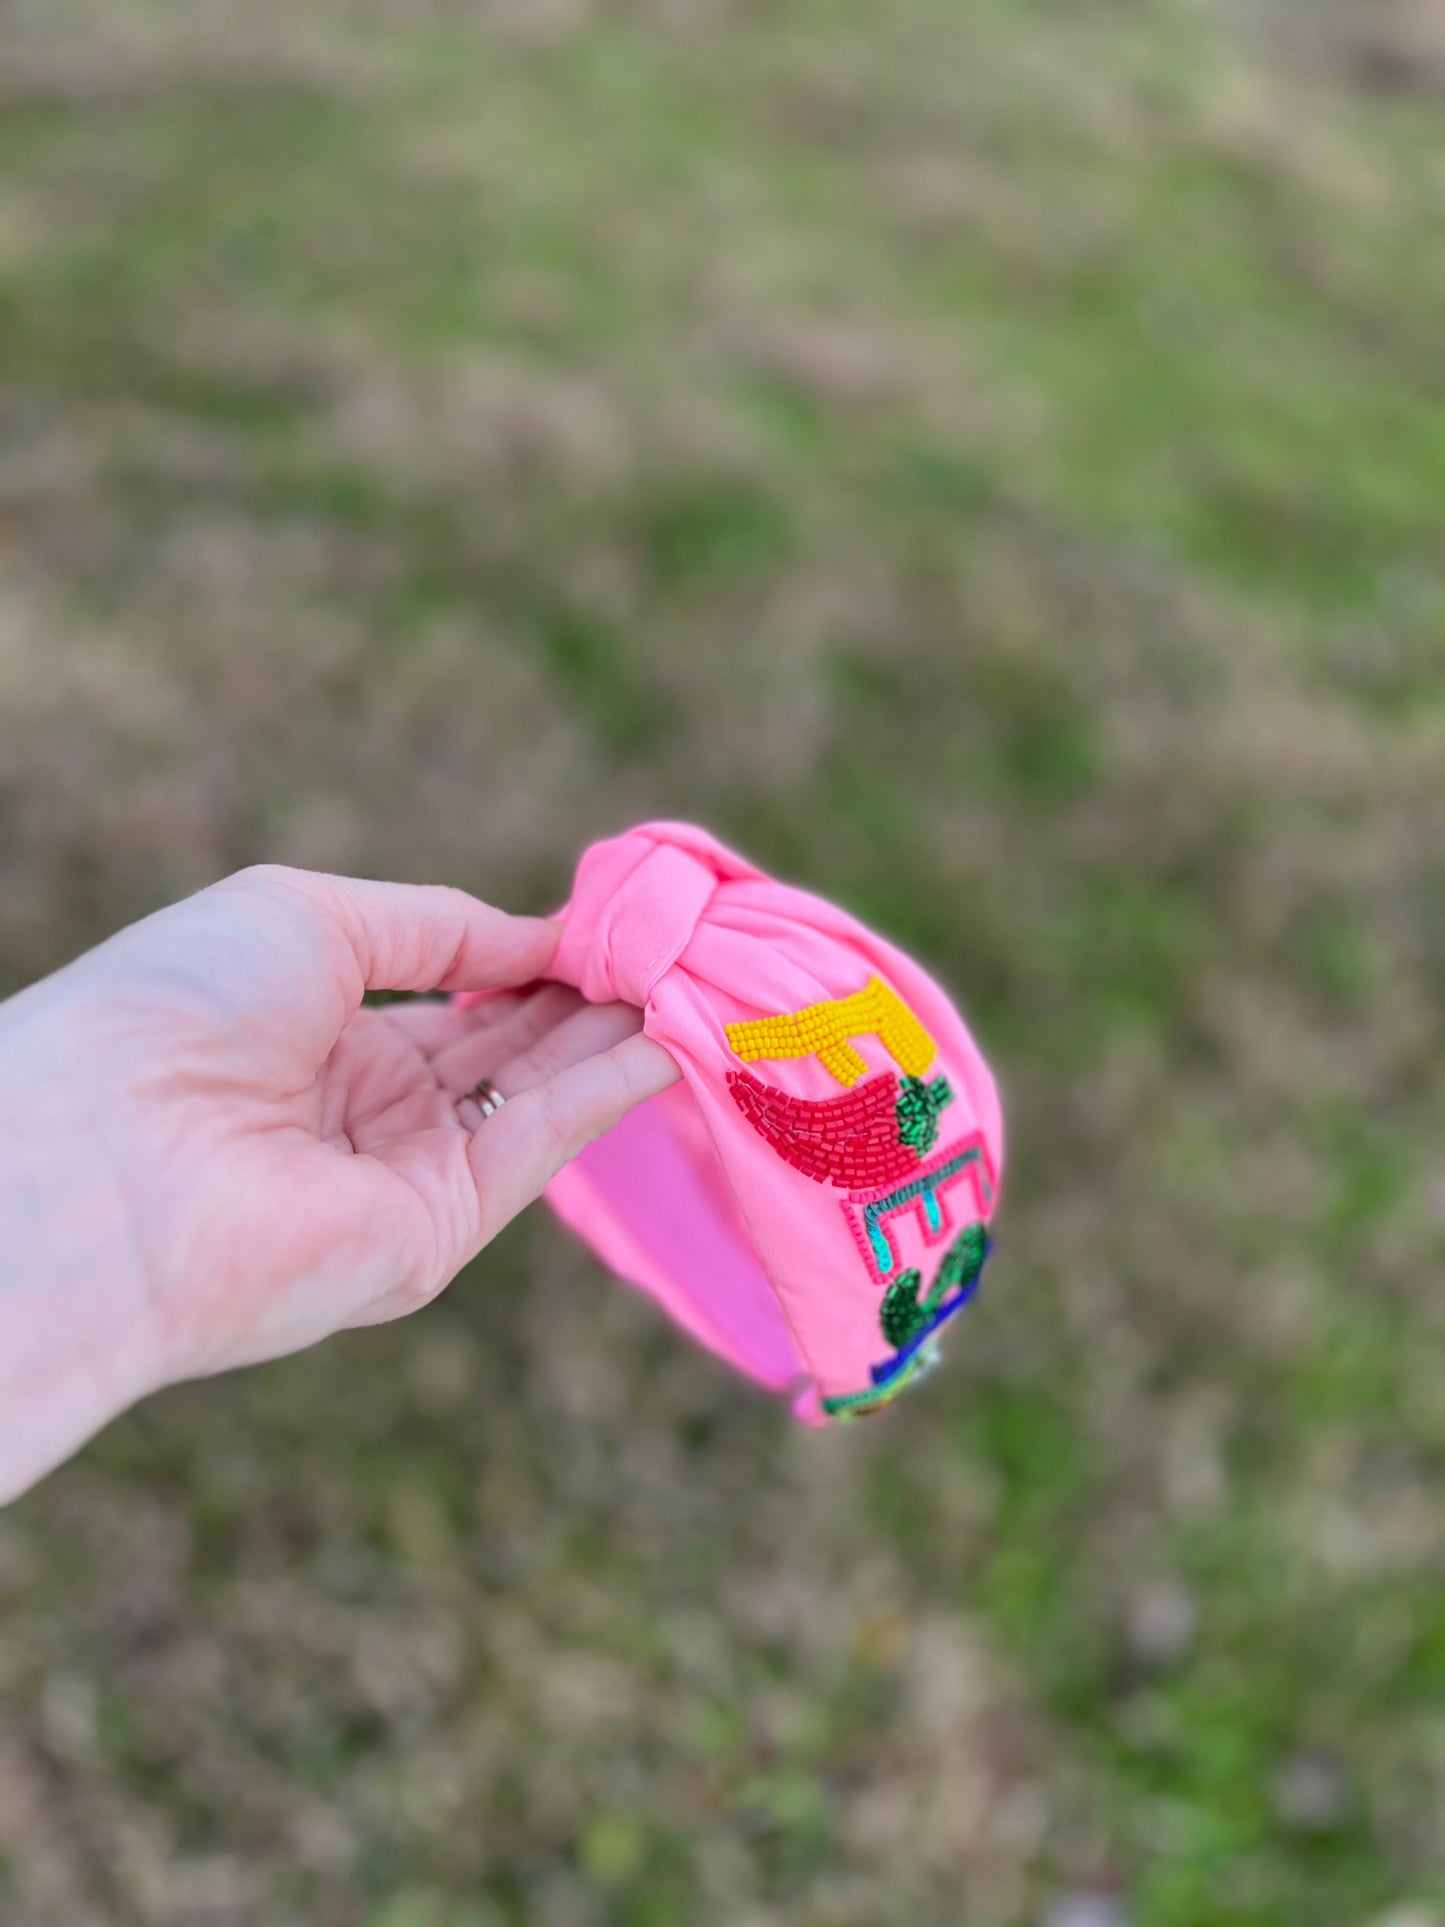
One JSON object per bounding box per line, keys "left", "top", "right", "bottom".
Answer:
{"left": 465, "top": 1030, "right": 681, "bottom": 1246}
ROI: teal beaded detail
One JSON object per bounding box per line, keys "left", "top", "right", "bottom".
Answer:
{"left": 847, "top": 1133, "right": 994, "bottom": 1281}
{"left": 895, "top": 1073, "right": 953, "bottom": 1154}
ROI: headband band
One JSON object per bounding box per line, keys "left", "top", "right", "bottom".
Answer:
{"left": 518, "top": 821, "right": 1002, "bottom": 1422}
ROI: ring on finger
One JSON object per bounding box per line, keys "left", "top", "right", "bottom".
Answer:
{"left": 462, "top": 1076, "right": 507, "bottom": 1120}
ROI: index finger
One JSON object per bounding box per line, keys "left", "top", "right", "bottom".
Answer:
{"left": 236, "top": 865, "right": 561, "bottom": 998}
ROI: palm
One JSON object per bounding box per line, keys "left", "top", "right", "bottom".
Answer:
{"left": 52, "top": 865, "right": 675, "bottom": 1387}
{"left": 315, "top": 1006, "right": 469, "bottom": 1157}
{"left": 0, "top": 862, "right": 677, "bottom": 1500}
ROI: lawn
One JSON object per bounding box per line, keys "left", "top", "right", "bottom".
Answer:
{"left": 0, "top": 1, "right": 1443, "bottom": 1922}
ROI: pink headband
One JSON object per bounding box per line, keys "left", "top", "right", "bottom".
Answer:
{"left": 535, "top": 821, "right": 1002, "bottom": 1422}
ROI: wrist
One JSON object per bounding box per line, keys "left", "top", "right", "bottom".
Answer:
{"left": 0, "top": 994, "right": 164, "bottom": 1504}
{"left": 0, "top": 1134, "right": 163, "bottom": 1503}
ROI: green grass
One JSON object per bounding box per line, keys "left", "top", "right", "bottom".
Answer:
{"left": 1, "top": 0, "right": 1443, "bottom": 1921}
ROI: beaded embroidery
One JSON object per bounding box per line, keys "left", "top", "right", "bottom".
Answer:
{"left": 895, "top": 1072, "right": 953, "bottom": 1154}
{"left": 719, "top": 969, "right": 992, "bottom": 1421}
{"left": 879, "top": 1222, "right": 988, "bottom": 1347}
{"left": 841, "top": 1132, "right": 996, "bottom": 1283}
{"left": 726, "top": 1067, "right": 955, "bottom": 1189}
{"left": 725, "top": 975, "right": 937, "bottom": 1087}
{"left": 879, "top": 1269, "right": 929, "bottom": 1349}
{"left": 821, "top": 1346, "right": 938, "bottom": 1419}
{"left": 823, "top": 1221, "right": 992, "bottom": 1419}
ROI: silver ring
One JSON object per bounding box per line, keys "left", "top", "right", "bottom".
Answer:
{"left": 464, "top": 1077, "right": 506, "bottom": 1119}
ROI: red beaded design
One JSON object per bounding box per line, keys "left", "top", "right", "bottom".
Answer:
{"left": 727, "top": 1068, "right": 921, "bottom": 1189}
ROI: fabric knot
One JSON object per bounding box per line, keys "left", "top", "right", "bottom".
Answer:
{"left": 548, "top": 828, "right": 722, "bottom": 1007}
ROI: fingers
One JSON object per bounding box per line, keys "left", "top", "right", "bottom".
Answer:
{"left": 433, "top": 991, "right": 641, "bottom": 1103}
{"left": 349, "top": 1013, "right": 679, "bottom": 1322}
{"left": 466, "top": 1031, "right": 681, "bottom": 1246}
{"left": 375, "top": 987, "right": 544, "bottom": 1060}
{"left": 241, "top": 865, "right": 561, "bottom": 999}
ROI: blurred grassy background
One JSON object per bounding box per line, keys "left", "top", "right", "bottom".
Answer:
{"left": 1, "top": 0, "right": 1444, "bottom": 1921}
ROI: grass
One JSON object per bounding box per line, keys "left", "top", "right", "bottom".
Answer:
{"left": 1, "top": 0, "right": 1443, "bottom": 1922}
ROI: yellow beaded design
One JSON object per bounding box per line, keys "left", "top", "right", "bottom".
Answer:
{"left": 725, "top": 975, "right": 936, "bottom": 1087}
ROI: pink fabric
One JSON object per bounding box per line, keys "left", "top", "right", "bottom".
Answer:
{"left": 532, "top": 822, "right": 1002, "bottom": 1420}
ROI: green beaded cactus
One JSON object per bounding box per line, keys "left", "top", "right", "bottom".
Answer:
{"left": 880, "top": 1268, "right": 929, "bottom": 1347}
{"left": 877, "top": 1219, "right": 989, "bottom": 1350}
{"left": 939, "top": 1220, "right": 987, "bottom": 1292}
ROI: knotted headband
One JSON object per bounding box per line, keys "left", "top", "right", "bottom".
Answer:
{"left": 534, "top": 821, "right": 1002, "bottom": 1422}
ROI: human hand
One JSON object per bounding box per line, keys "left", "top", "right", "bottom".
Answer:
{"left": 0, "top": 865, "right": 679, "bottom": 1502}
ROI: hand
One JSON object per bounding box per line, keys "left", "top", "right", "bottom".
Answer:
{"left": 0, "top": 865, "right": 679, "bottom": 1502}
